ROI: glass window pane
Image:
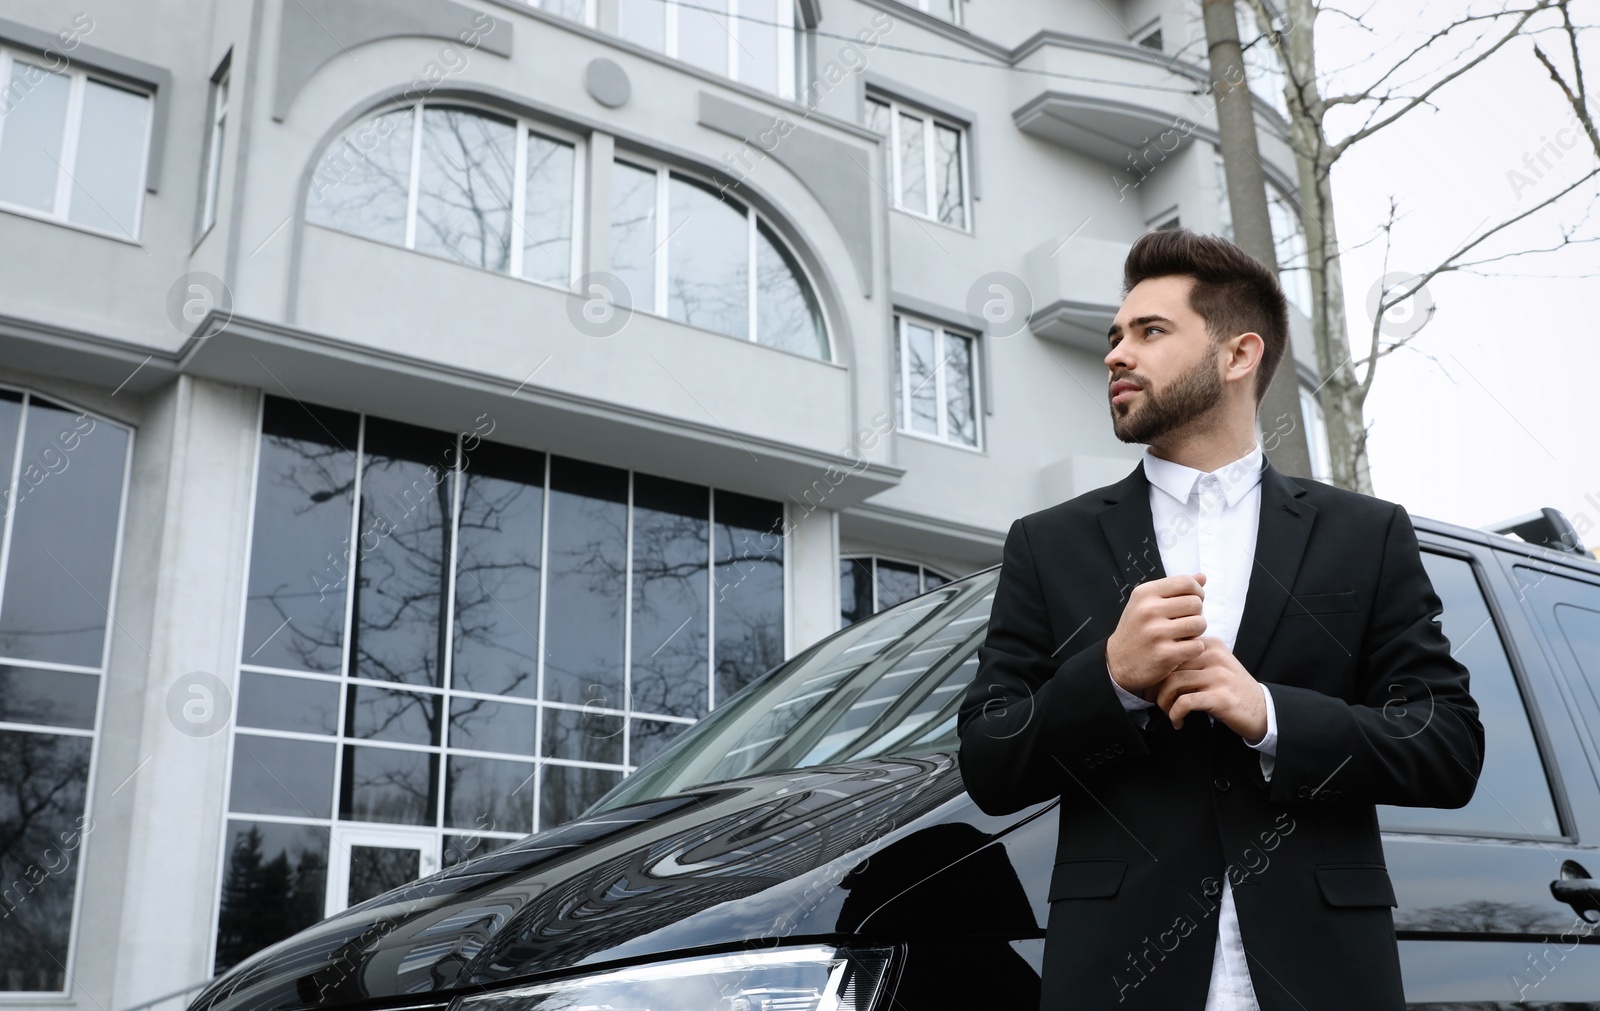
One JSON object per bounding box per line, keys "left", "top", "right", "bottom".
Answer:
{"left": 0, "top": 666, "right": 97, "bottom": 730}
{"left": 446, "top": 754, "right": 534, "bottom": 833}
{"left": 229, "top": 734, "right": 335, "bottom": 818}
{"left": 543, "top": 705, "right": 623, "bottom": 765}
{"left": 522, "top": 132, "right": 575, "bottom": 286}
{"left": 414, "top": 106, "right": 515, "bottom": 271}
{"left": 1, "top": 399, "right": 128, "bottom": 667}
{"left": 755, "top": 220, "right": 827, "bottom": 359}
{"left": 0, "top": 729, "right": 90, "bottom": 990}
{"left": 629, "top": 716, "right": 689, "bottom": 768}
{"left": 876, "top": 560, "right": 922, "bottom": 610}
{"left": 712, "top": 490, "right": 784, "bottom": 705}
{"left": 667, "top": 174, "right": 748, "bottom": 338}
{"left": 610, "top": 161, "right": 657, "bottom": 312}
{"left": 0, "top": 61, "right": 70, "bottom": 212}
{"left": 540, "top": 762, "right": 621, "bottom": 830}
{"left": 241, "top": 397, "right": 359, "bottom": 674}
{"left": 863, "top": 97, "right": 891, "bottom": 136}
{"left": 345, "top": 685, "right": 440, "bottom": 746}
{"left": 544, "top": 456, "right": 627, "bottom": 706}
{"left": 841, "top": 557, "right": 874, "bottom": 627}
{"left": 678, "top": 0, "right": 730, "bottom": 76}
{"left": 933, "top": 122, "right": 964, "bottom": 228}
{"left": 347, "top": 845, "right": 419, "bottom": 907}
{"left": 339, "top": 744, "right": 438, "bottom": 826}
{"left": 1376, "top": 554, "right": 1560, "bottom": 836}
{"left": 306, "top": 107, "right": 414, "bottom": 245}
{"left": 67, "top": 79, "right": 149, "bottom": 235}
{"left": 540, "top": 0, "right": 588, "bottom": 21}
{"left": 618, "top": 0, "right": 666, "bottom": 51}
{"left": 214, "top": 821, "right": 328, "bottom": 974}
{"left": 924, "top": 569, "right": 949, "bottom": 589}
{"left": 943, "top": 330, "right": 977, "bottom": 445}
{"left": 452, "top": 440, "right": 544, "bottom": 698}
{"left": 738, "top": 0, "right": 780, "bottom": 94}
{"left": 631, "top": 473, "right": 709, "bottom": 720}
{"left": 904, "top": 323, "right": 939, "bottom": 435}
{"left": 237, "top": 672, "right": 338, "bottom": 735}
{"left": 448, "top": 695, "right": 536, "bottom": 755}
{"left": 350, "top": 417, "right": 456, "bottom": 689}
{"left": 897, "top": 112, "right": 927, "bottom": 213}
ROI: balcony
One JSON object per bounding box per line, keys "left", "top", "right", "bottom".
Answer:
{"left": 1023, "top": 233, "right": 1130, "bottom": 354}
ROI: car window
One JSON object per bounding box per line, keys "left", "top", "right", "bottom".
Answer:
{"left": 1516, "top": 563, "right": 1600, "bottom": 793}
{"left": 1375, "top": 551, "right": 1561, "bottom": 837}
{"left": 587, "top": 573, "right": 996, "bottom": 813}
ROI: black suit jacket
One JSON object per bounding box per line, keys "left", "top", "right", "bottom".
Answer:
{"left": 956, "top": 455, "right": 1484, "bottom": 1010}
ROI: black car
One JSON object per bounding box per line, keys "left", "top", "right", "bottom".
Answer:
{"left": 188, "top": 506, "right": 1600, "bottom": 1010}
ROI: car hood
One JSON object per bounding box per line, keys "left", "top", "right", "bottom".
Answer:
{"left": 189, "top": 753, "right": 980, "bottom": 1011}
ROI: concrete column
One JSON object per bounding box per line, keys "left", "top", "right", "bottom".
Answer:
{"left": 786, "top": 503, "right": 839, "bottom": 657}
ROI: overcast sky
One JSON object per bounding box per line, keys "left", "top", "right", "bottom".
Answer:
{"left": 1306, "top": 2, "right": 1600, "bottom": 547}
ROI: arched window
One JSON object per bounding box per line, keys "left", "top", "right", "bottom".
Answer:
{"left": 610, "top": 158, "right": 830, "bottom": 360}
{"left": 841, "top": 555, "right": 952, "bottom": 628}
{"left": 306, "top": 103, "right": 582, "bottom": 287}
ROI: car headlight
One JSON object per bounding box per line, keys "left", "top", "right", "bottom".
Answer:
{"left": 450, "top": 944, "right": 893, "bottom": 1011}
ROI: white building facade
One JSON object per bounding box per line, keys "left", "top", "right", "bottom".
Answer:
{"left": 0, "top": 0, "right": 1318, "bottom": 1001}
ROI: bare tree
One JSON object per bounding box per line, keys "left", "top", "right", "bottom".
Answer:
{"left": 1241, "top": 0, "right": 1599, "bottom": 493}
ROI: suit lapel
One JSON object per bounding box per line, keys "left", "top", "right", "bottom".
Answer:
{"left": 1231, "top": 459, "right": 1316, "bottom": 682}
{"left": 1096, "top": 460, "right": 1167, "bottom": 604}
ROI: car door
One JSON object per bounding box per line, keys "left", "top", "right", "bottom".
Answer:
{"left": 1378, "top": 540, "right": 1600, "bottom": 1006}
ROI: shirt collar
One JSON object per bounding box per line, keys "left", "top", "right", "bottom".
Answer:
{"left": 1142, "top": 442, "right": 1265, "bottom": 509}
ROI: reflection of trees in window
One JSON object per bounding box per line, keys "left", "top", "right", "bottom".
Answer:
{"left": 545, "top": 458, "right": 628, "bottom": 708}
{"left": 452, "top": 441, "right": 543, "bottom": 699}
{"left": 668, "top": 174, "right": 749, "bottom": 337}
{"left": 840, "top": 556, "right": 954, "bottom": 628}
{"left": 213, "top": 822, "right": 328, "bottom": 975}
{"left": 631, "top": 474, "right": 710, "bottom": 721}
{"left": 0, "top": 730, "right": 90, "bottom": 990}
{"left": 414, "top": 106, "right": 515, "bottom": 271}
{"left": 713, "top": 491, "right": 785, "bottom": 704}
{"left": 305, "top": 108, "right": 413, "bottom": 245}
{"left": 339, "top": 746, "right": 437, "bottom": 826}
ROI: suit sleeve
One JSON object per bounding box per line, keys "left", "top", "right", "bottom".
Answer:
{"left": 1263, "top": 503, "right": 1485, "bottom": 808}
{"left": 956, "top": 516, "right": 1152, "bottom": 817}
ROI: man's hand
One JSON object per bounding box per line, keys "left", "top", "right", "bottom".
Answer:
{"left": 1107, "top": 573, "right": 1209, "bottom": 697}
{"left": 1154, "top": 636, "right": 1268, "bottom": 742}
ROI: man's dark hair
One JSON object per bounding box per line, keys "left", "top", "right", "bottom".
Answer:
{"left": 1121, "top": 227, "right": 1289, "bottom": 407}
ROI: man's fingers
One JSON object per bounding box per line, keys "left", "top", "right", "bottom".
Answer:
{"left": 1168, "top": 689, "right": 1213, "bottom": 728}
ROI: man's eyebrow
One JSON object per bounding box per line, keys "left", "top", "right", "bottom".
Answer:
{"left": 1107, "top": 315, "right": 1174, "bottom": 340}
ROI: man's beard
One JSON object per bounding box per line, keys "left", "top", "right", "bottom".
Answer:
{"left": 1111, "top": 342, "right": 1225, "bottom": 445}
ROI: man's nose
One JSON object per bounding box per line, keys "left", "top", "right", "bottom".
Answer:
{"left": 1105, "top": 341, "right": 1130, "bottom": 372}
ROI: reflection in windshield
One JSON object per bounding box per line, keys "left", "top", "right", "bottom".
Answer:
{"left": 590, "top": 570, "right": 999, "bottom": 813}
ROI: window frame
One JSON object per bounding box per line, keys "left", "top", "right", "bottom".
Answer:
{"left": 892, "top": 313, "right": 983, "bottom": 451}
{"left": 611, "top": 154, "right": 833, "bottom": 361}
{"left": 0, "top": 45, "right": 154, "bottom": 242}
{"left": 200, "top": 65, "right": 229, "bottom": 235}
{"left": 866, "top": 91, "right": 972, "bottom": 230}
{"left": 618, "top": 0, "right": 799, "bottom": 100}
{"left": 839, "top": 553, "right": 953, "bottom": 628}
{"left": 0, "top": 384, "right": 134, "bottom": 995}
{"left": 895, "top": 0, "right": 962, "bottom": 26}
{"left": 306, "top": 100, "right": 587, "bottom": 291}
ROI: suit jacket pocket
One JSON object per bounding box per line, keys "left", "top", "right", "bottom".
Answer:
{"left": 1049, "top": 859, "right": 1127, "bottom": 901}
{"left": 1314, "top": 863, "right": 1397, "bottom": 907}
{"left": 1285, "top": 589, "right": 1358, "bottom": 615}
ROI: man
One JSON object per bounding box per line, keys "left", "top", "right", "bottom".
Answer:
{"left": 955, "top": 228, "right": 1484, "bottom": 1010}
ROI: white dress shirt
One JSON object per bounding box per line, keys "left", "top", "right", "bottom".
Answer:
{"left": 1105, "top": 441, "right": 1278, "bottom": 1010}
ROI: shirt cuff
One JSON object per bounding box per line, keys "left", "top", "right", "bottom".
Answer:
{"left": 1244, "top": 683, "right": 1277, "bottom": 781}
{"left": 1109, "top": 661, "right": 1156, "bottom": 710}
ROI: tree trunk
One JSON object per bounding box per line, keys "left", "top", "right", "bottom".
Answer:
{"left": 1203, "top": 0, "right": 1314, "bottom": 479}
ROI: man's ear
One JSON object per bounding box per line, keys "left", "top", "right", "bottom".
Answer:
{"left": 1225, "top": 331, "right": 1264, "bottom": 386}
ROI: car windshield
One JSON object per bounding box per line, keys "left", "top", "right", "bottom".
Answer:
{"left": 588, "top": 566, "right": 1000, "bottom": 814}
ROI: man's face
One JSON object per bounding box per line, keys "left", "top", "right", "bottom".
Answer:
{"left": 1104, "top": 275, "right": 1226, "bottom": 445}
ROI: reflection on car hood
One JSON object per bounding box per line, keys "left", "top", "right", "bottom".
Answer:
{"left": 188, "top": 754, "right": 973, "bottom": 1011}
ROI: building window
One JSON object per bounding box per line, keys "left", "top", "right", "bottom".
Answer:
{"left": 610, "top": 158, "right": 830, "bottom": 360}
{"left": 893, "top": 314, "right": 980, "bottom": 448}
{"left": 892, "top": 0, "right": 961, "bottom": 25}
{"left": 0, "top": 47, "right": 153, "bottom": 239}
{"left": 528, "top": 0, "right": 594, "bottom": 24}
{"left": 217, "top": 395, "right": 787, "bottom": 972}
{"left": 1298, "top": 386, "right": 1332, "bottom": 484}
{"left": 841, "top": 556, "right": 952, "bottom": 627}
{"left": 1137, "top": 25, "right": 1164, "bottom": 51}
{"left": 1183, "top": 0, "right": 1287, "bottom": 117}
{"left": 863, "top": 94, "right": 969, "bottom": 229}
{"left": 0, "top": 388, "right": 132, "bottom": 992}
{"left": 305, "top": 102, "right": 583, "bottom": 289}
{"left": 201, "top": 68, "right": 229, "bottom": 233}
{"left": 618, "top": 0, "right": 800, "bottom": 99}
{"left": 1266, "top": 186, "right": 1312, "bottom": 316}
